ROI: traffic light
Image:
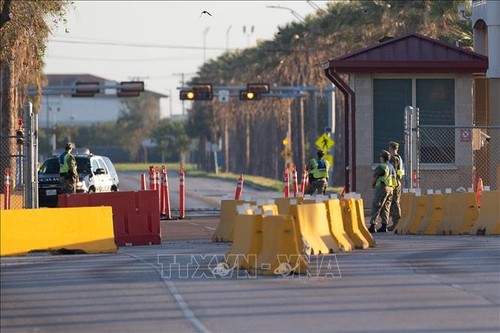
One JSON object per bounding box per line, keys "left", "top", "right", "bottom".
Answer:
{"left": 117, "top": 81, "right": 144, "bottom": 97}
{"left": 179, "top": 84, "right": 213, "bottom": 100}
{"left": 72, "top": 81, "right": 100, "bottom": 97}
{"left": 16, "top": 128, "right": 24, "bottom": 145}
{"left": 239, "top": 90, "right": 261, "bottom": 101}
{"left": 179, "top": 90, "right": 195, "bottom": 100}
{"left": 247, "top": 83, "right": 270, "bottom": 94}
{"left": 239, "top": 83, "right": 270, "bottom": 101}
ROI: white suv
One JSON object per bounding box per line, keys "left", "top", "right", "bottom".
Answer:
{"left": 38, "top": 152, "right": 120, "bottom": 207}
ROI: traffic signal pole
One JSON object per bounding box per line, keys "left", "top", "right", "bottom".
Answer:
{"left": 23, "top": 102, "right": 38, "bottom": 208}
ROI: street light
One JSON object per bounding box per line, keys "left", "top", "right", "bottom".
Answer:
{"left": 203, "top": 27, "right": 210, "bottom": 62}
{"left": 266, "top": 5, "right": 305, "bottom": 22}
{"left": 243, "top": 25, "right": 255, "bottom": 47}
{"left": 226, "top": 25, "right": 232, "bottom": 51}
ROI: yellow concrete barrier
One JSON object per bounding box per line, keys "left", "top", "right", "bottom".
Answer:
{"left": 353, "top": 199, "right": 375, "bottom": 247}
{"left": 212, "top": 200, "right": 244, "bottom": 242}
{"left": 395, "top": 192, "right": 416, "bottom": 234}
{"left": 259, "top": 204, "right": 279, "bottom": 216}
{"left": 339, "top": 199, "right": 369, "bottom": 249}
{"left": 275, "top": 197, "right": 303, "bottom": 215}
{"left": 225, "top": 214, "right": 263, "bottom": 269}
{"left": 324, "top": 199, "right": 354, "bottom": 251}
{"left": 290, "top": 203, "right": 339, "bottom": 254}
{"left": 437, "top": 192, "right": 479, "bottom": 235}
{"left": 471, "top": 190, "right": 500, "bottom": 235}
{"left": 417, "top": 194, "right": 445, "bottom": 235}
{"left": 406, "top": 195, "right": 428, "bottom": 234}
{"left": 0, "top": 207, "right": 117, "bottom": 256}
{"left": 254, "top": 215, "right": 307, "bottom": 275}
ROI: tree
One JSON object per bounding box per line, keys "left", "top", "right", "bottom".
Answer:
{"left": 116, "top": 92, "right": 161, "bottom": 161}
{"left": 186, "top": 0, "right": 472, "bottom": 182}
{"left": 1, "top": 0, "right": 69, "bottom": 193}
{"left": 151, "top": 118, "right": 190, "bottom": 163}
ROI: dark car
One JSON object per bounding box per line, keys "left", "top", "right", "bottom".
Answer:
{"left": 38, "top": 152, "right": 119, "bottom": 207}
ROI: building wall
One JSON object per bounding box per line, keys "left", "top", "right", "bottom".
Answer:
{"left": 473, "top": 0, "right": 500, "bottom": 188}
{"left": 39, "top": 96, "right": 122, "bottom": 128}
{"left": 350, "top": 73, "right": 475, "bottom": 207}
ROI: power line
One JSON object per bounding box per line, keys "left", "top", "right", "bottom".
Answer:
{"left": 48, "top": 55, "right": 202, "bottom": 62}
{"left": 49, "top": 38, "right": 231, "bottom": 51}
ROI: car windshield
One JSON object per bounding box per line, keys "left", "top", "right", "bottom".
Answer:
{"left": 39, "top": 158, "right": 59, "bottom": 174}
{"left": 76, "top": 157, "right": 91, "bottom": 175}
{"left": 39, "top": 156, "right": 91, "bottom": 175}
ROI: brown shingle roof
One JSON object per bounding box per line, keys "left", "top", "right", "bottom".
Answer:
{"left": 328, "top": 33, "right": 488, "bottom": 74}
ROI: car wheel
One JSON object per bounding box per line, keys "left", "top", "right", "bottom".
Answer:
{"left": 111, "top": 186, "right": 118, "bottom": 192}
{"left": 88, "top": 187, "right": 95, "bottom": 194}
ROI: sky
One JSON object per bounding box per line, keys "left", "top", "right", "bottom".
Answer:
{"left": 43, "top": 1, "right": 330, "bottom": 117}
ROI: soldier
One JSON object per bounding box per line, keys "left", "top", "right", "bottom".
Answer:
{"left": 368, "top": 150, "right": 396, "bottom": 233}
{"left": 59, "top": 143, "right": 78, "bottom": 194}
{"left": 388, "top": 141, "right": 405, "bottom": 231}
{"left": 305, "top": 149, "right": 330, "bottom": 195}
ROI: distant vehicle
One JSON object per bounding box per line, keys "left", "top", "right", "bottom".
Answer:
{"left": 38, "top": 151, "right": 119, "bottom": 207}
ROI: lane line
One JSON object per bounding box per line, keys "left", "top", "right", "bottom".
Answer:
{"left": 187, "top": 222, "right": 216, "bottom": 231}
{"left": 127, "top": 254, "right": 212, "bottom": 333}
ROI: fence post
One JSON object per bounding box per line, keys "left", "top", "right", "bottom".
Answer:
{"left": 3, "top": 168, "right": 10, "bottom": 210}
{"left": 179, "top": 164, "right": 185, "bottom": 219}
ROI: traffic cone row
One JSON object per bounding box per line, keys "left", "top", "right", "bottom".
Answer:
{"left": 300, "top": 164, "right": 308, "bottom": 197}
{"left": 283, "top": 168, "right": 290, "bottom": 198}
{"left": 146, "top": 164, "right": 184, "bottom": 220}
{"left": 234, "top": 174, "right": 244, "bottom": 200}
{"left": 292, "top": 166, "right": 298, "bottom": 198}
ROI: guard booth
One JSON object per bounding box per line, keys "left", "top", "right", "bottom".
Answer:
{"left": 324, "top": 33, "right": 492, "bottom": 204}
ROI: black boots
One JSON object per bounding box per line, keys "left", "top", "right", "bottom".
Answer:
{"left": 377, "top": 225, "right": 388, "bottom": 233}
{"left": 368, "top": 224, "right": 388, "bottom": 233}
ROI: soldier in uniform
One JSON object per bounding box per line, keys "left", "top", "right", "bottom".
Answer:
{"left": 59, "top": 143, "right": 78, "bottom": 194}
{"left": 305, "top": 149, "right": 330, "bottom": 195}
{"left": 388, "top": 141, "right": 405, "bottom": 231}
{"left": 368, "top": 150, "right": 396, "bottom": 233}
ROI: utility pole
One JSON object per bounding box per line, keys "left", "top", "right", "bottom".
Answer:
{"left": 226, "top": 25, "right": 232, "bottom": 51}
{"left": 203, "top": 27, "right": 210, "bottom": 63}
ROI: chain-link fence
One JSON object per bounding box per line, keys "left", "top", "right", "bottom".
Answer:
{"left": 415, "top": 125, "right": 500, "bottom": 192}
{"left": 0, "top": 135, "right": 25, "bottom": 209}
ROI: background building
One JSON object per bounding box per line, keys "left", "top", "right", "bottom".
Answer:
{"left": 39, "top": 74, "right": 168, "bottom": 128}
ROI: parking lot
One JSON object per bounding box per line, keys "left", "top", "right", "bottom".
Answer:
{"left": 1, "top": 216, "right": 499, "bottom": 333}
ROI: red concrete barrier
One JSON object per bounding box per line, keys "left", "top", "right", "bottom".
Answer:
{"left": 58, "top": 190, "right": 161, "bottom": 246}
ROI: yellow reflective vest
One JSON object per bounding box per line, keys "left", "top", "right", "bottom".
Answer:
{"left": 308, "top": 158, "right": 330, "bottom": 179}
{"left": 375, "top": 163, "right": 397, "bottom": 188}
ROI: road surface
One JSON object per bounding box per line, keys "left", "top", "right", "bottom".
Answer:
{"left": 1, "top": 175, "right": 499, "bottom": 333}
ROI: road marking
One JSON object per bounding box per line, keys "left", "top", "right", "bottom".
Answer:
{"left": 188, "top": 222, "right": 216, "bottom": 231}
{"left": 128, "top": 254, "right": 212, "bottom": 333}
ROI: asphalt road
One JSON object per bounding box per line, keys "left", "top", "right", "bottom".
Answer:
{"left": 118, "top": 171, "right": 278, "bottom": 213}
{"left": 1, "top": 175, "right": 499, "bottom": 332}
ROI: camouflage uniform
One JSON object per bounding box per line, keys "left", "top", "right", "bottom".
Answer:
{"left": 60, "top": 153, "right": 78, "bottom": 194}
{"left": 389, "top": 154, "right": 403, "bottom": 228}
{"left": 305, "top": 178, "right": 328, "bottom": 195}
{"left": 369, "top": 163, "right": 394, "bottom": 227}
{"left": 305, "top": 156, "right": 330, "bottom": 195}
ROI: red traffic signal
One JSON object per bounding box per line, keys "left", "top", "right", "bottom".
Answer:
{"left": 16, "top": 128, "right": 24, "bottom": 145}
